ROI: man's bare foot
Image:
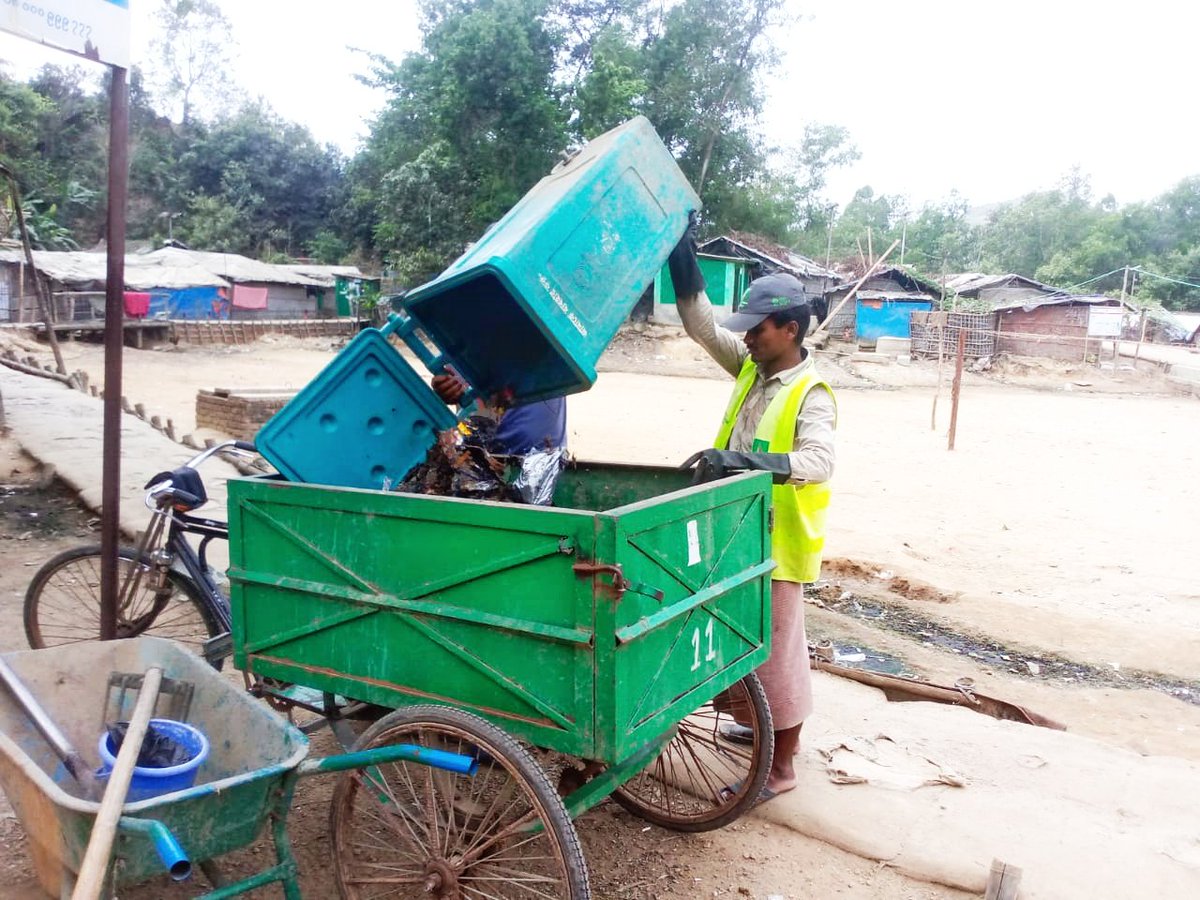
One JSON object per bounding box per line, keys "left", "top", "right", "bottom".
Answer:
{"left": 763, "top": 774, "right": 797, "bottom": 796}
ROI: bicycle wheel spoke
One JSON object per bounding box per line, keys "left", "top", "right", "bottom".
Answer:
{"left": 459, "top": 867, "right": 567, "bottom": 900}
{"left": 26, "top": 548, "right": 220, "bottom": 667}
{"left": 331, "top": 707, "right": 586, "bottom": 900}
{"left": 612, "top": 676, "right": 772, "bottom": 832}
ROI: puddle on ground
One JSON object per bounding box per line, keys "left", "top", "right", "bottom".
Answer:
{"left": 813, "top": 584, "right": 1200, "bottom": 708}
{"left": 807, "top": 636, "right": 915, "bottom": 677}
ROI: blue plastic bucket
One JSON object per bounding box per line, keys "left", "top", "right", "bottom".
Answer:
{"left": 97, "top": 718, "right": 210, "bottom": 802}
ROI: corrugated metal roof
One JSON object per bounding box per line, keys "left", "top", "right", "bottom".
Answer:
{"left": 1170, "top": 311, "right": 1200, "bottom": 332}
{"left": 943, "top": 272, "right": 1060, "bottom": 294}
{"left": 0, "top": 249, "right": 231, "bottom": 289}
{"left": 1146, "top": 308, "right": 1200, "bottom": 341}
{"left": 143, "top": 248, "right": 326, "bottom": 287}
{"left": 993, "top": 293, "right": 1132, "bottom": 313}
{"left": 857, "top": 291, "right": 935, "bottom": 302}
{"left": 834, "top": 266, "right": 945, "bottom": 297}
{"left": 280, "top": 264, "right": 369, "bottom": 286}
{"left": 698, "top": 234, "right": 841, "bottom": 280}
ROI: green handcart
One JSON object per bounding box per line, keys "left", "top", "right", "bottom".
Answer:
{"left": 227, "top": 459, "right": 777, "bottom": 898}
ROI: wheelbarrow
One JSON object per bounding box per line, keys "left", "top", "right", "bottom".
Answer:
{"left": 0, "top": 637, "right": 477, "bottom": 899}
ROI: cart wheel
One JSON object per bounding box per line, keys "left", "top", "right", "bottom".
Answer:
{"left": 23, "top": 545, "right": 221, "bottom": 660}
{"left": 330, "top": 704, "right": 591, "bottom": 900}
{"left": 611, "top": 673, "right": 773, "bottom": 832}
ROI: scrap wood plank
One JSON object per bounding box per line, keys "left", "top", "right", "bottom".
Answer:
{"left": 984, "top": 859, "right": 1022, "bottom": 900}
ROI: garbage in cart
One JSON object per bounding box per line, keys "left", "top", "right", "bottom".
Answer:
{"left": 394, "top": 413, "right": 568, "bottom": 505}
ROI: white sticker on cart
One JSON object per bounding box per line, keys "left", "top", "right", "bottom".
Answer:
{"left": 686, "top": 519, "right": 701, "bottom": 566}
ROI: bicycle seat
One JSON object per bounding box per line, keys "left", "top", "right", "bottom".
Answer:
{"left": 145, "top": 466, "right": 208, "bottom": 511}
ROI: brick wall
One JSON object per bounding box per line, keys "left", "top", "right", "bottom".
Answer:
{"left": 196, "top": 389, "right": 294, "bottom": 440}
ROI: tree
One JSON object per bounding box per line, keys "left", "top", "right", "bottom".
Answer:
{"left": 148, "top": 0, "right": 238, "bottom": 125}
{"left": 0, "top": 72, "right": 57, "bottom": 205}
{"left": 352, "top": 0, "right": 852, "bottom": 272}
{"left": 979, "top": 169, "right": 1100, "bottom": 277}
{"left": 126, "top": 67, "right": 193, "bottom": 241}
{"left": 573, "top": 28, "right": 645, "bottom": 138}
{"left": 356, "top": 0, "right": 567, "bottom": 283}
{"left": 828, "top": 186, "right": 907, "bottom": 265}
{"left": 173, "top": 103, "right": 344, "bottom": 257}
{"left": 899, "top": 194, "right": 981, "bottom": 275}
{"left": 643, "top": 0, "right": 783, "bottom": 194}
{"left": 183, "top": 193, "right": 250, "bottom": 253}
{"left": 792, "top": 124, "right": 860, "bottom": 208}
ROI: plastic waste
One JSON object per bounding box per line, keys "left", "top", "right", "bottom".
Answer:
{"left": 106, "top": 720, "right": 195, "bottom": 768}
{"left": 397, "top": 429, "right": 512, "bottom": 501}
{"left": 512, "top": 447, "right": 567, "bottom": 506}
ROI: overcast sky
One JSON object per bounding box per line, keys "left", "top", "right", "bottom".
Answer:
{"left": 1, "top": 0, "right": 1196, "bottom": 213}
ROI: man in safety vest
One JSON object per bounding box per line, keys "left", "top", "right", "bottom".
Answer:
{"left": 670, "top": 220, "right": 836, "bottom": 801}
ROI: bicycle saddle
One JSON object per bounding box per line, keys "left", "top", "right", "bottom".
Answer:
{"left": 144, "top": 466, "right": 208, "bottom": 511}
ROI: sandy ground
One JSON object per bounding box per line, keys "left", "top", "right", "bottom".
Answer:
{"left": 1, "top": 325, "right": 1198, "bottom": 898}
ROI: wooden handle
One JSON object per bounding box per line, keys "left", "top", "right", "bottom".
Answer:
{"left": 71, "top": 666, "right": 163, "bottom": 900}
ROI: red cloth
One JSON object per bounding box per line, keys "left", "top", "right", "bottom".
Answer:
{"left": 123, "top": 291, "right": 151, "bottom": 318}
{"left": 232, "top": 285, "right": 269, "bottom": 310}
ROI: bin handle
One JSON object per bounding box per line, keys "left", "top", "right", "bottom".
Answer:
{"left": 384, "top": 312, "right": 479, "bottom": 409}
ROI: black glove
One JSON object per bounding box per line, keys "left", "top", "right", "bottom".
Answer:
{"left": 679, "top": 449, "right": 791, "bottom": 485}
{"left": 667, "top": 210, "right": 707, "bottom": 298}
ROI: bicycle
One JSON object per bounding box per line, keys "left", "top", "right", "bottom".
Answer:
{"left": 23, "top": 439, "right": 256, "bottom": 668}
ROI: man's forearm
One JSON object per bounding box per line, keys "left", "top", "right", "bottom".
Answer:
{"left": 785, "top": 389, "right": 836, "bottom": 485}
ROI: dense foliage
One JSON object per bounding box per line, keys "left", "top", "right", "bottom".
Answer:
{"left": 2, "top": 0, "right": 1200, "bottom": 309}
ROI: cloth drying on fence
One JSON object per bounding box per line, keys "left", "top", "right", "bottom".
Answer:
{"left": 123, "top": 291, "right": 151, "bottom": 318}
{"left": 231, "top": 285, "right": 268, "bottom": 310}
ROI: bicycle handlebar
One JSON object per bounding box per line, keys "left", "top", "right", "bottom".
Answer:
{"left": 144, "top": 440, "right": 259, "bottom": 510}
{"left": 181, "top": 439, "right": 258, "bottom": 471}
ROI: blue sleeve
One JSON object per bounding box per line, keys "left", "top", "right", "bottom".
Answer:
{"left": 495, "top": 398, "right": 568, "bottom": 454}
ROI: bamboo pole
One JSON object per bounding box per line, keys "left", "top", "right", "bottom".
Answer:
{"left": 813, "top": 239, "right": 902, "bottom": 342}
{"left": 984, "top": 860, "right": 1022, "bottom": 900}
{"left": 931, "top": 322, "right": 945, "bottom": 430}
{"left": 72, "top": 667, "right": 163, "bottom": 900}
{"left": 3, "top": 168, "right": 66, "bottom": 374}
{"left": 948, "top": 326, "right": 966, "bottom": 450}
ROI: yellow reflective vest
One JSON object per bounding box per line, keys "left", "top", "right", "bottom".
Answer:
{"left": 714, "top": 357, "right": 836, "bottom": 583}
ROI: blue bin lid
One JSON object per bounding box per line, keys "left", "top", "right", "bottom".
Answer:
{"left": 255, "top": 329, "right": 456, "bottom": 490}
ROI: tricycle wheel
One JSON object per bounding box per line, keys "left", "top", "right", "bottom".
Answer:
{"left": 329, "top": 704, "right": 591, "bottom": 900}
{"left": 611, "top": 673, "right": 773, "bottom": 832}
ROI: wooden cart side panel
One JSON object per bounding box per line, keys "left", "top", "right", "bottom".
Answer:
{"left": 228, "top": 478, "right": 600, "bottom": 757}
{"left": 605, "top": 474, "right": 773, "bottom": 759}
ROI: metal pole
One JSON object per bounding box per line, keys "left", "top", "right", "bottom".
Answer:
{"left": 100, "top": 67, "right": 130, "bottom": 641}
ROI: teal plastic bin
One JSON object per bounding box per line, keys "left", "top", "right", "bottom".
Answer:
{"left": 401, "top": 115, "right": 700, "bottom": 402}
{"left": 257, "top": 117, "right": 696, "bottom": 489}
